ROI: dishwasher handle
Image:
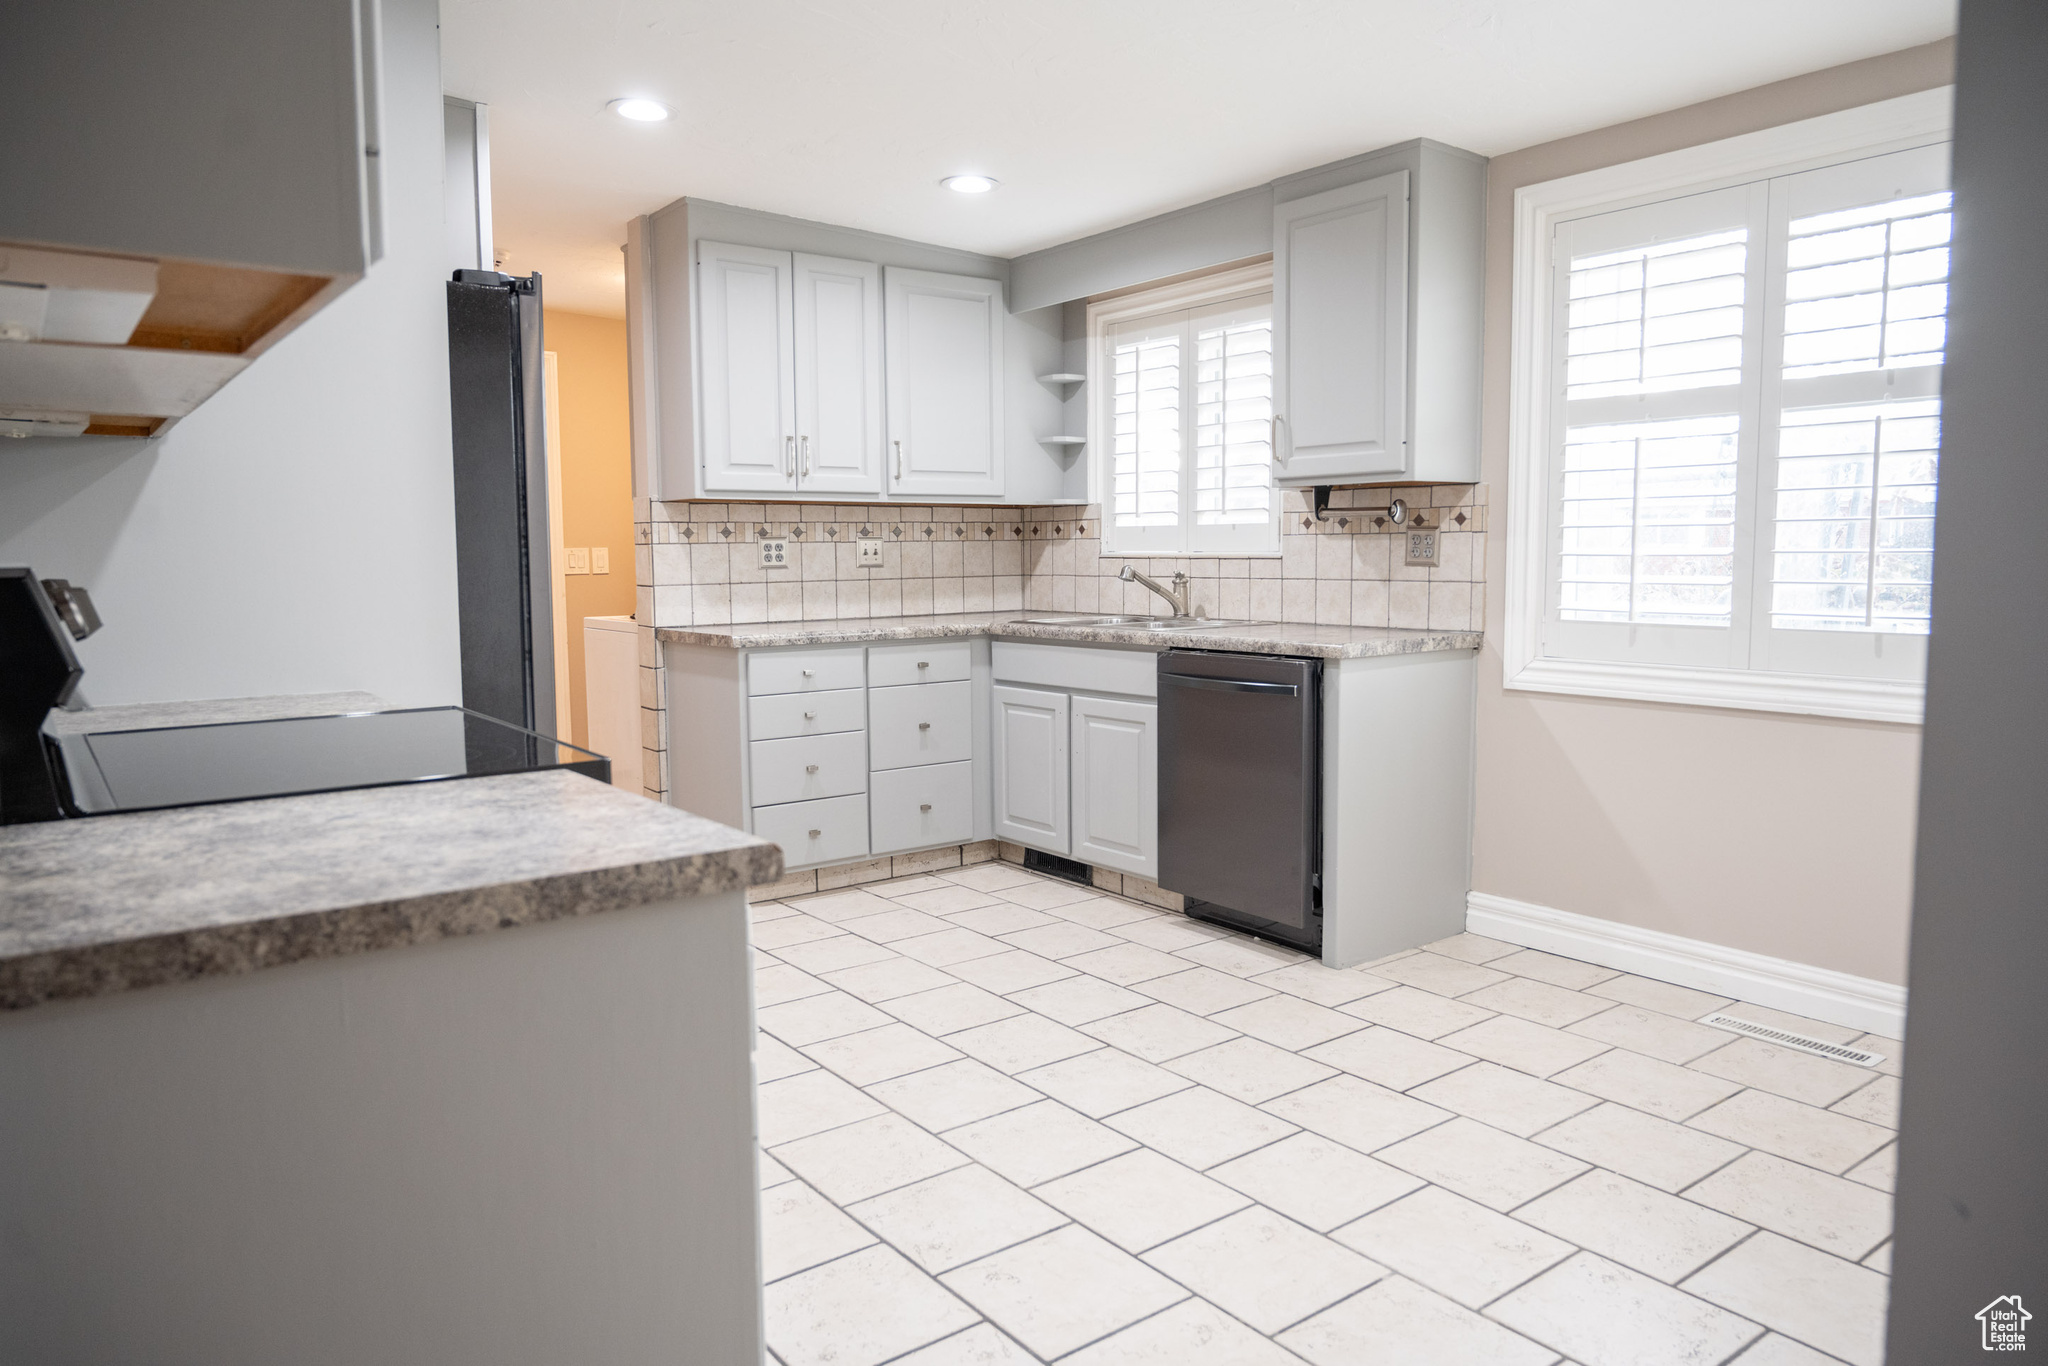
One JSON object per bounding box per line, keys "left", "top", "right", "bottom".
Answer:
{"left": 1159, "top": 673, "right": 1300, "bottom": 697}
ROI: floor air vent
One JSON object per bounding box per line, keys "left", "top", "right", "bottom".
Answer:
{"left": 1699, "top": 1013, "right": 1885, "bottom": 1066}
{"left": 1021, "top": 849, "right": 1095, "bottom": 887}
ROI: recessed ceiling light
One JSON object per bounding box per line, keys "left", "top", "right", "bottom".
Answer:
{"left": 608, "top": 98, "right": 671, "bottom": 123}
{"left": 941, "top": 175, "right": 999, "bottom": 194}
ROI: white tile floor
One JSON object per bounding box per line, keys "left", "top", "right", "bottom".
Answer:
{"left": 750, "top": 861, "right": 1900, "bottom": 1366}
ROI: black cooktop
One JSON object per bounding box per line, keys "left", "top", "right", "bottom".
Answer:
{"left": 47, "top": 706, "right": 610, "bottom": 816}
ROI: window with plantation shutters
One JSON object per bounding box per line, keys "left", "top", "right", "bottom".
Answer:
{"left": 1530, "top": 136, "right": 1951, "bottom": 704}
{"left": 1094, "top": 266, "right": 1279, "bottom": 556}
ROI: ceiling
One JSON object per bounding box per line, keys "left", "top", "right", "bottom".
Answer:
{"left": 441, "top": 0, "right": 1954, "bottom": 317}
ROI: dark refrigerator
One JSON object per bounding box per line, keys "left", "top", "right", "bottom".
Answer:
{"left": 445, "top": 269, "right": 555, "bottom": 734}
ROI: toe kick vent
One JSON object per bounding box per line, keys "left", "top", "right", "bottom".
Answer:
{"left": 1700, "top": 1013, "right": 1885, "bottom": 1066}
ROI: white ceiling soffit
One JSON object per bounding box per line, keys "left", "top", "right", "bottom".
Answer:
{"left": 441, "top": 0, "right": 1954, "bottom": 318}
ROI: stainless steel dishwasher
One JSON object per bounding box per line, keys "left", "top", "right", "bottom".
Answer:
{"left": 1156, "top": 650, "right": 1322, "bottom": 953}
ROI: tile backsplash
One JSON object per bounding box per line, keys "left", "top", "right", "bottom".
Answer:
{"left": 634, "top": 485, "right": 1485, "bottom": 633}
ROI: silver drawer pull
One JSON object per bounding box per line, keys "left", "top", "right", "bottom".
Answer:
{"left": 917, "top": 661, "right": 930, "bottom": 669}
{"left": 805, "top": 764, "right": 819, "bottom": 773}
{"left": 801, "top": 669, "right": 815, "bottom": 678}
{"left": 808, "top": 829, "right": 821, "bottom": 839}
{"left": 803, "top": 711, "right": 816, "bottom": 719}
{"left": 918, "top": 721, "right": 931, "bottom": 730}
{"left": 920, "top": 803, "right": 932, "bottom": 813}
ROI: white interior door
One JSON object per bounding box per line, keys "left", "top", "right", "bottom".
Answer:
{"left": 792, "top": 253, "right": 883, "bottom": 495}
{"left": 991, "top": 683, "right": 1068, "bottom": 852}
{"left": 1070, "top": 694, "right": 1157, "bottom": 880}
{"left": 1274, "top": 171, "right": 1409, "bottom": 482}
{"left": 884, "top": 267, "right": 1005, "bottom": 497}
{"left": 697, "top": 241, "right": 796, "bottom": 493}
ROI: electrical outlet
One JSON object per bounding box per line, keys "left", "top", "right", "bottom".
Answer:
{"left": 759, "top": 538, "right": 790, "bottom": 569}
{"left": 1404, "top": 530, "right": 1439, "bottom": 568}
{"left": 563, "top": 546, "right": 590, "bottom": 575}
{"left": 590, "top": 546, "right": 609, "bottom": 575}
{"left": 856, "top": 537, "right": 884, "bottom": 567}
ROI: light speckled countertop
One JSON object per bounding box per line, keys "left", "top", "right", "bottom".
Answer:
{"left": 658, "top": 612, "right": 1481, "bottom": 660}
{"left": 3, "top": 696, "right": 780, "bottom": 1012}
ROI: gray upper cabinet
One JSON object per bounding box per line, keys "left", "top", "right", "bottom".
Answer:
{"left": 792, "top": 254, "right": 884, "bottom": 496}
{"left": 1271, "top": 141, "right": 1485, "bottom": 487}
{"left": 0, "top": 0, "right": 383, "bottom": 437}
{"left": 696, "top": 243, "right": 885, "bottom": 496}
{"left": 1273, "top": 172, "right": 1410, "bottom": 482}
{"left": 2, "top": 0, "right": 381, "bottom": 277}
{"left": 698, "top": 242, "right": 798, "bottom": 494}
{"left": 884, "top": 268, "right": 1006, "bottom": 498}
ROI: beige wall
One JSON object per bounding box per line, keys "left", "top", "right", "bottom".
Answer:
{"left": 1474, "top": 40, "right": 1954, "bottom": 987}
{"left": 545, "top": 310, "right": 637, "bottom": 748}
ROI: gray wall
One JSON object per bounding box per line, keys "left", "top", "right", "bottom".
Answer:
{"left": 1887, "top": 2, "right": 2048, "bottom": 1355}
{"left": 0, "top": 0, "right": 461, "bottom": 709}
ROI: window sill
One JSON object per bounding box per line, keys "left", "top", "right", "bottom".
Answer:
{"left": 1504, "top": 655, "right": 1923, "bottom": 725}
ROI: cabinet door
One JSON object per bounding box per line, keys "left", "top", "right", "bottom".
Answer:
{"left": 698, "top": 241, "right": 797, "bottom": 493}
{"left": 884, "top": 268, "right": 1005, "bottom": 498}
{"left": 991, "top": 684, "right": 1067, "bottom": 852}
{"left": 792, "top": 253, "right": 883, "bottom": 495}
{"left": 1273, "top": 171, "right": 1409, "bottom": 482}
{"left": 1070, "top": 694, "right": 1158, "bottom": 880}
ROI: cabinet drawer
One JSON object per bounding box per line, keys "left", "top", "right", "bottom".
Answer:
{"left": 749, "top": 730, "right": 868, "bottom": 806}
{"left": 753, "top": 795, "right": 869, "bottom": 869}
{"left": 870, "top": 762, "right": 975, "bottom": 855}
{"left": 991, "top": 640, "right": 1156, "bottom": 698}
{"left": 748, "top": 687, "right": 865, "bottom": 741}
{"left": 868, "top": 639, "right": 972, "bottom": 688}
{"left": 748, "top": 648, "right": 865, "bottom": 696}
{"left": 867, "top": 680, "right": 972, "bottom": 771}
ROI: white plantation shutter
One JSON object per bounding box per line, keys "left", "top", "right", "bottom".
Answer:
{"left": 1539, "top": 139, "right": 1950, "bottom": 687}
{"left": 1547, "top": 186, "right": 1761, "bottom": 669}
{"left": 1756, "top": 143, "right": 1949, "bottom": 678}
{"left": 1105, "top": 287, "right": 1276, "bottom": 555}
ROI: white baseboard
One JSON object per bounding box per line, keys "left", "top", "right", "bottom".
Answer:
{"left": 1466, "top": 891, "right": 1907, "bottom": 1038}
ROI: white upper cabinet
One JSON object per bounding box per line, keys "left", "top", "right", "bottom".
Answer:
{"left": 1274, "top": 172, "right": 1410, "bottom": 482}
{"left": 885, "top": 268, "right": 1006, "bottom": 498}
{"left": 792, "top": 254, "right": 884, "bottom": 495}
{"left": 1270, "top": 141, "right": 1486, "bottom": 486}
{"left": 698, "top": 242, "right": 797, "bottom": 493}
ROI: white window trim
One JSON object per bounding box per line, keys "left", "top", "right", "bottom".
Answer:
{"left": 1087, "top": 261, "right": 1280, "bottom": 556}
{"left": 1505, "top": 87, "right": 1952, "bottom": 725}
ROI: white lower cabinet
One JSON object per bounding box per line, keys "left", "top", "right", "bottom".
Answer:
{"left": 992, "top": 684, "right": 1071, "bottom": 851}
{"left": 871, "top": 761, "right": 975, "bottom": 854}
{"left": 753, "top": 794, "right": 870, "bottom": 868}
{"left": 1070, "top": 694, "right": 1159, "bottom": 880}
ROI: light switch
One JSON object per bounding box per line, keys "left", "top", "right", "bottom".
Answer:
{"left": 591, "top": 546, "right": 610, "bottom": 575}
{"left": 1403, "top": 530, "right": 1439, "bottom": 568}
{"left": 759, "top": 538, "right": 790, "bottom": 568}
{"left": 856, "top": 537, "right": 883, "bottom": 567}
{"left": 564, "top": 546, "right": 591, "bottom": 575}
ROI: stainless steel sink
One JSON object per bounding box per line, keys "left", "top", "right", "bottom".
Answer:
{"left": 1011, "top": 614, "right": 1271, "bottom": 632}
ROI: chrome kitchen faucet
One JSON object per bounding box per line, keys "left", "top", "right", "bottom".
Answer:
{"left": 1120, "top": 564, "right": 1191, "bottom": 618}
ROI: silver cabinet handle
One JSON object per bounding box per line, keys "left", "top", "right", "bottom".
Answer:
{"left": 894, "top": 439, "right": 904, "bottom": 480}
{"left": 803, "top": 711, "right": 816, "bottom": 720}
{"left": 805, "top": 764, "right": 819, "bottom": 773}
{"left": 785, "top": 434, "right": 796, "bottom": 477}
{"left": 920, "top": 803, "right": 932, "bottom": 813}
{"left": 918, "top": 721, "right": 931, "bottom": 730}
{"left": 916, "top": 661, "right": 929, "bottom": 670}
{"left": 1270, "top": 414, "right": 1288, "bottom": 465}
{"left": 801, "top": 669, "right": 814, "bottom": 678}
{"left": 808, "top": 829, "right": 821, "bottom": 839}
{"left": 800, "top": 434, "right": 811, "bottom": 477}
